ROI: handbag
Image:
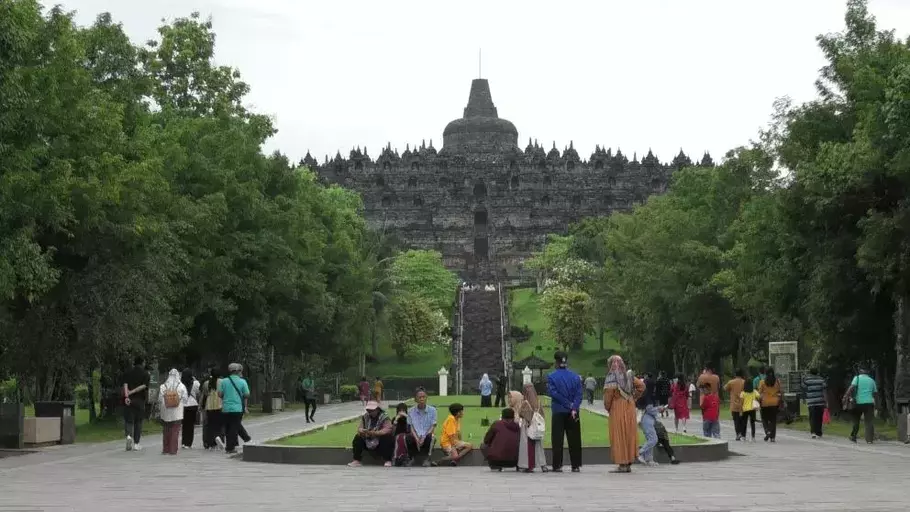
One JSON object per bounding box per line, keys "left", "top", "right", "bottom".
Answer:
{"left": 822, "top": 408, "right": 831, "bottom": 424}
{"left": 842, "top": 376, "right": 860, "bottom": 411}
{"left": 527, "top": 410, "right": 546, "bottom": 440}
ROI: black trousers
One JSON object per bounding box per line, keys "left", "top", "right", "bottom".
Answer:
{"left": 742, "top": 410, "right": 757, "bottom": 438}
{"left": 586, "top": 389, "right": 595, "bottom": 405}
{"left": 406, "top": 435, "right": 434, "bottom": 458}
{"left": 494, "top": 391, "right": 505, "bottom": 408}
{"left": 656, "top": 437, "right": 675, "bottom": 459}
{"left": 761, "top": 406, "right": 778, "bottom": 440}
{"left": 551, "top": 412, "right": 582, "bottom": 469}
{"left": 808, "top": 405, "right": 825, "bottom": 437}
{"left": 182, "top": 406, "right": 198, "bottom": 447}
{"left": 480, "top": 395, "right": 492, "bottom": 407}
{"left": 305, "top": 399, "right": 317, "bottom": 420}
{"left": 731, "top": 411, "right": 743, "bottom": 437}
{"left": 352, "top": 434, "right": 394, "bottom": 461}
{"left": 850, "top": 404, "right": 875, "bottom": 442}
{"left": 123, "top": 404, "right": 145, "bottom": 444}
{"left": 223, "top": 412, "right": 244, "bottom": 452}
{"left": 203, "top": 409, "right": 222, "bottom": 448}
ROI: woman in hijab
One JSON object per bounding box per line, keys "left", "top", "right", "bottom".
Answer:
{"left": 479, "top": 374, "right": 493, "bottom": 408}
{"left": 180, "top": 368, "right": 200, "bottom": 449}
{"left": 603, "top": 355, "right": 644, "bottom": 473}
{"left": 158, "top": 369, "right": 188, "bottom": 455}
{"left": 515, "top": 383, "right": 549, "bottom": 473}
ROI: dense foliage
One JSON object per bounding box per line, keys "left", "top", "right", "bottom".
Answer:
{"left": 529, "top": 0, "right": 910, "bottom": 417}
{"left": 0, "top": 2, "right": 379, "bottom": 404}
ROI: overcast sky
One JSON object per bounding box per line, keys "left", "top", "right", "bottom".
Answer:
{"left": 46, "top": 0, "right": 910, "bottom": 164}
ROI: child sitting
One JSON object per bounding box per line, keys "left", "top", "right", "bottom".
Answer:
{"left": 440, "top": 403, "right": 473, "bottom": 466}
{"left": 392, "top": 402, "right": 411, "bottom": 466}
{"left": 700, "top": 388, "right": 721, "bottom": 439}
{"left": 481, "top": 408, "right": 521, "bottom": 471}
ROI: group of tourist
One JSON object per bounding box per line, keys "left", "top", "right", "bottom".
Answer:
{"left": 349, "top": 351, "right": 686, "bottom": 474}
{"left": 357, "top": 376, "right": 385, "bottom": 405}
{"left": 120, "top": 357, "right": 251, "bottom": 455}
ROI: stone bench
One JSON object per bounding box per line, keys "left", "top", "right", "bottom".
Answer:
{"left": 23, "top": 417, "right": 61, "bottom": 445}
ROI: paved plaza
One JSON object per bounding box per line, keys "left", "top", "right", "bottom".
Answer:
{"left": 1, "top": 402, "right": 909, "bottom": 512}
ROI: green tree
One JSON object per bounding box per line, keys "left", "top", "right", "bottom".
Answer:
{"left": 539, "top": 285, "right": 593, "bottom": 351}
{"left": 389, "top": 250, "right": 457, "bottom": 314}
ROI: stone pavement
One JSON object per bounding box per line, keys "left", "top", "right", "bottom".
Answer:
{"left": 1, "top": 401, "right": 909, "bottom": 511}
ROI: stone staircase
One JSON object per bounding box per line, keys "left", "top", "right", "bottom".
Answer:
{"left": 459, "top": 285, "right": 506, "bottom": 393}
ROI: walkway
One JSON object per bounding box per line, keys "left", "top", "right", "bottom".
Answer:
{"left": 0, "top": 401, "right": 907, "bottom": 511}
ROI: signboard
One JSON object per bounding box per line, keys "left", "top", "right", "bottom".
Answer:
{"left": 768, "top": 341, "right": 799, "bottom": 394}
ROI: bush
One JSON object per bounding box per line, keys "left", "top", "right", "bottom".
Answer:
{"left": 75, "top": 384, "right": 91, "bottom": 409}
{"left": 340, "top": 385, "right": 359, "bottom": 402}
{"left": 0, "top": 378, "right": 18, "bottom": 403}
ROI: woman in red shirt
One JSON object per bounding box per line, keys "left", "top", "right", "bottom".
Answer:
{"left": 670, "top": 373, "right": 691, "bottom": 433}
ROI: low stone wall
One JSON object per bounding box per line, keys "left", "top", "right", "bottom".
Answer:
{"left": 243, "top": 441, "right": 727, "bottom": 466}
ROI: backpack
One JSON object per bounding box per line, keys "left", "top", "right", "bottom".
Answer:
{"left": 163, "top": 387, "right": 180, "bottom": 408}
{"left": 527, "top": 410, "right": 546, "bottom": 440}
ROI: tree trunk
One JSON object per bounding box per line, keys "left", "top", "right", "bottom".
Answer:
{"left": 892, "top": 293, "right": 910, "bottom": 413}
{"left": 87, "top": 364, "right": 97, "bottom": 423}
{"left": 598, "top": 326, "right": 605, "bottom": 352}
{"left": 370, "top": 321, "right": 379, "bottom": 358}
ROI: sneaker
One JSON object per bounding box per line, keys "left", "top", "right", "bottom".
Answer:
{"left": 421, "top": 459, "right": 434, "bottom": 468}
{"left": 648, "top": 461, "right": 659, "bottom": 467}
{"left": 637, "top": 454, "right": 647, "bottom": 465}
{"left": 215, "top": 437, "right": 226, "bottom": 451}
{"left": 383, "top": 461, "right": 392, "bottom": 467}
{"left": 670, "top": 458, "right": 680, "bottom": 465}
{"left": 133, "top": 444, "right": 143, "bottom": 452}
{"left": 811, "top": 434, "right": 817, "bottom": 439}
{"left": 571, "top": 467, "right": 580, "bottom": 472}
{"left": 126, "top": 436, "right": 134, "bottom": 451}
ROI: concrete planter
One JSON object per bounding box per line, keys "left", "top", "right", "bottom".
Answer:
{"left": 0, "top": 403, "right": 25, "bottom": 449}
{"left": 243, "top": 440, "right": 728, "bottom": 466}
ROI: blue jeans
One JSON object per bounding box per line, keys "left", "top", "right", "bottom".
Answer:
{"left": 703, "top": 419, "right": 721, "bottom": 438}
{"left": 639, "top": 406, "right": 659, "bottom": 461}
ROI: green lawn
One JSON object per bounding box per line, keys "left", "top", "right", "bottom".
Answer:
{"left": 510, "top": 288, "right": 620, "bottom": 377}
{"left": 272, "top": 395, "right": 703, "bottom": 448}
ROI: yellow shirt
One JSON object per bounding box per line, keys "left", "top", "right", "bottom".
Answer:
{"left": 758, "top": 380, "right": 781, "bottom": 407}
{"left": 740, "top": 390, "right": 760, "bottom": 412}
{"left": 440, "top": 415, "right": 460, "bottom": 449}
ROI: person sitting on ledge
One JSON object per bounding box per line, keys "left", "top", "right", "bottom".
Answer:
{"left": 348, "top": 401, "right": 394, "bottom": 467}
{"left": 481, "top": 408, "right": 520, "bottom": 471}
{"left": 440, "top": 403, "right": 473, "bottom": 466}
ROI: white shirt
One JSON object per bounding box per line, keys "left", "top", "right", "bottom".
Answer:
{"left": 184, "top": 379, "right": 201, "bottom": 408}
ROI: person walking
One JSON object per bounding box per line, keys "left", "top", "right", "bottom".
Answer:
{"left": 217, "top": 363, "right": 250, "bottom": 454}
{"left": 494, "top": 374, "right": 507, "bottom": 408}
{"left": 122, "top": 356, "right": 150, "bottom": 452}
{"left": 547, "top": 351, "right": 583, "bottom": 473}
{"left": 301, "top": 373, "right": 317, "bottom": 423}
{"left": 479, "top": 374, "right": 493, "bottom": 407}
{"left": 758, "top": 367, "right": 782, "bottom": 442}
{"left": 158, "top": 369, "right": 188, "bottom": 455}
{"left": 180, "top": 368, "right": 200, "bottom": 449}
{"left": 655, "top": 371, "right": 671, "bottom": 418}
{"left": 670, "top": 373, "right": 691, "bottom": 433}
{"left": 201, "top": 368, "right": 223, "bottom": 449}
{"left": 802, "top": 368, "right": 827, "bottom": 439}
{"left": 846, "top": 368, "right": 878, "bottom": 444}
{"left": 637, "top": 376, "right": 660, "bottom": 466}
{"left": 372, "top": 377, "right": 384, "bottom": 403}
{"left": 584, "top": 373, "right": 597, "bottom": 405}
{"left": 603, "top": 355, "right": 644, "bottom": 473}
{"left": 740, "top": 378, "right": 760, "bottom": 441}
{"left": 358, "top": 376, "right": 370, "bottom": 406}
{"left": 724, "top": 369, "right": 746, "bottom": 440}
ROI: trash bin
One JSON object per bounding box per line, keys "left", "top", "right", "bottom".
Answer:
{"left": 897, "top": 398, "right": 909, "bottom": 443}
{"left": 261, "top": 391, "right": 285, "bottom": 414}
{"left": 34, "top": 401, "right": 76, "bottom": 444}
{"left": 0, "top": 403, "right": 25, "bottom": 449}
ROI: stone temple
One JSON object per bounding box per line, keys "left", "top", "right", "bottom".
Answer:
{"left": 307, "top": 78, "right": 711, "bottom": 282}
{"left": 307, "top": 79, "right": 711, "bottom": 390}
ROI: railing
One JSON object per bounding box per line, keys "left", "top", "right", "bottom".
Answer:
{"left": 497, "top": 282, "right": 510, "bottom": 380}
{"left": 454, "top": 285, "right": 465, "bottom": 395}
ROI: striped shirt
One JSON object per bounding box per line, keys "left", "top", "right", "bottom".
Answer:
{"left": 802, "top": 375, "right": 827, "bottom": 407}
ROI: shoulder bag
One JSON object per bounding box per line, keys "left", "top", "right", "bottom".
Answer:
{"left": 527, "top": 405, "right": 546, "bottom": 441}
{"left": 842, "top": 376, "right": 859, "bottom": 411}
{"left": 227, "top": 376, "right": 247, "bottom": 412}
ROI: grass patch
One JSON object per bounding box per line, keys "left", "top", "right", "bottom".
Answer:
{"left": 272, "top": 395, "right": 702, "bottom": 448}
{"left": 510, "top": 288, "right": 620, "bottom": 377}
